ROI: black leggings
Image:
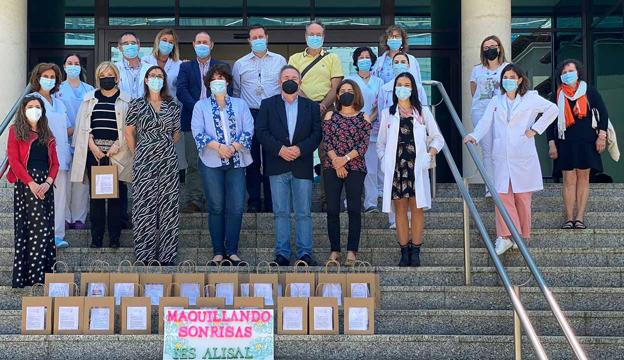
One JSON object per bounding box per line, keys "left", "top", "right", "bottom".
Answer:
{"left": 324, "top": 169, "right": 365, "bottom": 252}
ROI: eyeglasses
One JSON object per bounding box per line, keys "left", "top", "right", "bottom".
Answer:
{"left": 149, "top": 75, "right": 165, "bottom": 80}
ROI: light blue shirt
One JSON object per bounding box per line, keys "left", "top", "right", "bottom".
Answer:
{"left": 58, "top": 80, "right": 94, "bottom": 128}
{"left": 232, "top": 51, "right": 287, "bottom": 110}
{"left": 114, "top": 59, "right": 150, "bottom": 99}
{"left": 191, "top": 96, "right": 255, "bottom": 168}
{"left": 282, "top": 96, "right": 299, "bottom": 143}
{"left": 30, "top": 92, "right": 72, "bottom": 171}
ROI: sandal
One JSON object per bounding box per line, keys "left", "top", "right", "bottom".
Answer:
{"left": 561, "top": 220, "right": 574, "bottom": 229}
{"left": 573, "top": 220, "right": 587, "bottom": 229}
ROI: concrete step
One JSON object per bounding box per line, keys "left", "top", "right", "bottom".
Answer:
{"left": 0, "top": 334, "right": 622, "bottom": 360}
{"left": 2, "top": 247, "right": 623, "bottom": 269}
{"left": 2, "top": 285, "right": 623, "bottom": 312}
{"left": 0, "top": 308, "right": 622, "bottom": 336}
{"left": 1, "top": 212, "right": 623, "bottom": 230}
{"left": 2, "top": 228, "right": 622, "bottom": 250}
{"left": 0, "top": 266, "right": 622, "bottom": 288}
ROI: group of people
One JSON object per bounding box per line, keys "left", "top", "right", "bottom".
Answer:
{"left": 7, "top": 22, "right": 612, "bottom": 288}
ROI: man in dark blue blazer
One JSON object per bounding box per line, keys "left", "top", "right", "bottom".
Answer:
{"left": 177, "top": 31, "right": 232, "bottom": 213}
{"left": 255, "top": 65, "right": 322, "bottom": 267}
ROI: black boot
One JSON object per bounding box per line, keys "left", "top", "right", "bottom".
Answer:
{"left": 90, "top": 237, "right": 102, "bottom": 248}
{"left": 409, "top": 242, "right": 421, "bottom": 267}
{"left": 398, "top": 244, "right": 410, "bottom": 267}
{"left": 110, "top": 238, "right": 120, "bottom": 249}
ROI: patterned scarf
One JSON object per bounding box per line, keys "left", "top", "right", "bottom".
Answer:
{"left": 209, "top": 96, "right": 240, "bottom": 167}
{"left": 557, "top": 80, "right": 588, "bottom": 140}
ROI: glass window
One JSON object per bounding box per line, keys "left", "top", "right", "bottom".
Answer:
{"left": 395, "top": 0, "right": 431, "bottom": 15}
{"left": 315, "top": 0, "right": 380, "bottom": 26}
{"left": 395, "top": 17, "right": 432, "bottom": 30}
{"left": 248, "top": 0, "right": 310, "bottom": 26}
{"left": 247, "top": 17, "right": 311, "bottom": 26}
{"left": 592, "top": 0, "right": 623, "bottom": 28}
{"left": 109, "top": 0, "right": 175, "bottom": 26}
{"left": 65, "top": 33, "right": 95, "bottom": 46}
{"left": 408, "top": 33, "right": 432, "bottom": 46}
{"left": 179, "top": 0, "right": 243, "bottom": 26}
{"left": 512, "top": 17, "right": 552, "bottom": 29}
{"left": 65, "top": 17, "right": 95, "bottom": 30}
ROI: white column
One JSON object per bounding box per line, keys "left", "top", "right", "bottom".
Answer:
{"left": 0, "top": 0, "right": 27, "bottom": 148}
{"left": 461, "top": 0, "right": 511, "bottom": 183}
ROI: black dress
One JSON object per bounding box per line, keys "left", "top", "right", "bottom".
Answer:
{"left": 12, "top": 137, "right": 56, "bottom": 288}
{"left": 548, "top": 85, "right": 609, "bottom": 175}
{"left": 392, "top": 116, "right": 416, "bottom": 199}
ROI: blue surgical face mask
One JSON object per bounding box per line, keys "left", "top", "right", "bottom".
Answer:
{"left": 65, "top": 65, "right": 81, "bottom": 79}
{"left": 306, "top": 35, "right": 324, "bottom": 50}
{"left": 147, "top": 77, "right": 164, "bottom": 93}
{"left": 502, "top": 78, "right": 518, "bottom": 93}
{"left": 560, "top": 71, "right": 578, "bottom": 85}
{"left": 395, "top": 86, "right": 412, "bottom": 100}
{"left": 387, "top": 38, "right": 403, "bottom": 51}
{"left": 393, "top": 62, "right": 409, "bottom": 77}
{"left": 357, "top": 58, "right": 372, "bottom": 72}
{"left": 39, "top": 77, "right": 56, "bottom": 92}
{"left": 158, "top": 40, "right": 174, "bottom": 56}
{"left": 251, "top": 38, "right": 267, "bottom": 53}
{"left": 195, "top": 44, "right": 211, "bottom": 59}
{"left": 210, "top": 79, "right": 227, "bottom": 95}
{"left": 122, "top": 43, "right": 139, "bottom": 59}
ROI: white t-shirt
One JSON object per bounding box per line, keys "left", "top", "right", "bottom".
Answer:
{"left": 470, "top": 62, "right": 509, "bottom": 123}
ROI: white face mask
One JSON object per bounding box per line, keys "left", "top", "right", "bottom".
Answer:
{"left": 25, "top": 107, "right": 42, "bottom": 123}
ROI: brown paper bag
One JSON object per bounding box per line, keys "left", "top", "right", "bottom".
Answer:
{"left": 284, "top": 260, "right": 315, "bottom": 298}
{"left": 120, "top": 297, "right": 151, "bottom": 335}
{"left": 196, "top": 295, "right": 225, "bottom": 309}
{"left": 207, "top": 265, "right": 239, "bottom": 307}
{"left": 82, "top": 296, "right": 115, "bottom": 335}
{"left": 80, "top": 260, "right": 111, "bottom": 297}
{"left": 91, "top": 162, "right": 119, "bottom": 199}
{"left": 158, "top": 296, "right": 189, "bottom": 334}
{"left": 44, "top": 261, "right": 76, "bottom": 297}
{"left": 343, "top": 297, "right": 375, "bottom": 335}
{"left": 316, "top": 260, "right": 346, "bottom": 307}
{"left": 249, "top": 261, "right": 278, "bottom": 308}
{"left": 237, "top": 262, "right": 252, "bottom": 297}
{"left": 308, "top": 296, "right": 339, "bottom": 335}
{"left": 346, "top": 261, "right": 380, "bottom": 308}
{"left": 233, "top": 297, "right": 264, "bottom": 309}
{"left": 173, "top": 261, "right": 204, "bottom": 307}
{"left": 53, "top": 296, "right": 85, "bottom": 334}
{"left": 277, "top": 297, "right": 308, "bottom": 335}
{"left": 21, "top": 284, "right": 53, "bottom": 335}
{"left": 110, "top": 261, "right": 141, "bottom": 306}
{"left": 140, "top": 271, "right": 172, "bottom": 307}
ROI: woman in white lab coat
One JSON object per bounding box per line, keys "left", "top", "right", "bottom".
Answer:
{"left": 464, "top": 63, "right": 558, "bottom": 255}
{"left": 377, "top": 72, "right": 444, "bottom": 267}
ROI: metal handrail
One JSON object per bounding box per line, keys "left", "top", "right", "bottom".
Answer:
{"left": 0, "top": 85, "right": 32, "bottom": 179}
{"left": 424, "top": 80, "right": 588, "bottom": 360}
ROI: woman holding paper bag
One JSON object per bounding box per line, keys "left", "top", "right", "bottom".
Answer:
{"left": 72, "top": 61, "right": 133, "bottom": 248}
{"left": 377, "top": 72, "right": 444, "bottom": 267}
{"left": 7, "top": 96, "right": 59, "bottom": 288}
{"left": 125, "top": 65, "right": 181, "bottom": 266}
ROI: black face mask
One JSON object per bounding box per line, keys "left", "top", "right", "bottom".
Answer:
{"left": 483, "top": 48, "right": 499, "bottom": 61}
{"left": 339, "top": 92, "right": 355, "bottom": 106}
{"left": 100, "top": 77, "right": 117, "bottom": 91}
{"left": 282, "top": 80, "right": 298, "bottom": 95}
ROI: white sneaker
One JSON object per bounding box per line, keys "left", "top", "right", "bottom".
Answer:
{"left": 389, "top": 222, "right": 396, "bottom": 229}
{"left": 495, "top": 237, "right": 513, "bottom": 255}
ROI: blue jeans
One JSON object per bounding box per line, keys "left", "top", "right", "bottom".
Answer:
{"left": 199, "top": 162, "right": 246, "bottom": 256}
{"left": 269, "top": 172, "right": 313, "bottom": 259}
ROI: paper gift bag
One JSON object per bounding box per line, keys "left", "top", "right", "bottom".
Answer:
{"left": 121, "top": 297, "right": 151, "bottom": 335}
{"left": 140, "top": 273, "right": 172, "bottom": 306}
{"left": 277, "top": 297, "right": 308, "bottom": 335}
{"left": 82, "top": 296, "right": 115, "bottom": 335}
{"left": 343, "top": 297, "right": 375, "bottom": 335}
{"left": 110, "top": 269, "right": 140, "bottom": 306}
{"left": 80, "top": 261, "right": 110, "bottom": 297}
{"left": 53, "top": 296, "right": 85, "bottom": 335}
{"left": 308, "top": 297, "right": 339, "bottom": 335}
{"left": 317, "top": 261, "right": 346, "bottom": 307}
{"left": 346, "top": 261, "right": 380, "bottom": 308}
{"left": 158, "top": 297, "right": 189, "bottom": 334}
{"left": 173, "top": 262, "right": 204, "bottom": 307}
{"left": 44, "top": 261, "right": 76, "bottom": 297}
{"left": 284, "top": 260, "right": 315, "bottom": 298}
{"left": 21, "top": 284, "right": 53, "bottom": 335}
{"left": 249, "top": 262, "right": 278, "bottom": 308}
{"left": 237, "top": 262, "right": 252, "bottom": 297}
{"left": 233, "top": 297, "right": 264, "bottom": 309}
{"left": 207, "top": 270, "right": 239, "bottom": 308}
{"left": 196, "top": 296, "right": 225, "bottom": 309}
{"left": 91, "top": 162, "right": 119, "bottom": 199}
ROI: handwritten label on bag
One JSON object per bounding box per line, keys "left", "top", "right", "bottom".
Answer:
{"left": 350, "top": 283, "right": 370, "bottom": 298}
{"left": 87, "top": 282, "right": 106, "bottom": 297}
{"left": 49, "top": 283, "right": 70, "bottom": 297}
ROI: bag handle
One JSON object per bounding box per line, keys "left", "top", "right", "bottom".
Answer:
{"left": 236, "top": 261, "right": 251, "bottom": 274}
{"left": 293, "top": 260, "right": 310, "bottom": 273}
{"left": 89, "top": 260, "right": 110, "bottom": 273}
{"left": 217, "top": 259, "right": 233, "bottom": 272}
{"left": 30, "top": 283, "right": 48, "bottom": 297}
{"left": 355, "top": 260, "right": 373, "bottom": 273}
{"left": 117, "top": 259, "right": 134, "bottom": 273}
{"left": 256, "top": 261, "right": 272, "bottom": 274}
{"left": 132, "top": 260, "right": 147, "bottom": 272}
{"left": 176, "top": 260, "right": 197, "bottom": 273}
{"left": 147, "top": 260, "right": 163, "bottom": 273}
{"left": 52, "top": 261, "right": 69, "bottom": 273}
{"left": 323, "top": 259, "right": 341, "bottom": 273}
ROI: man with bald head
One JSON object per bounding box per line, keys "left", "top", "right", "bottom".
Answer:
{"left": 177, "top": 31, "right": 231, "bottom": 212}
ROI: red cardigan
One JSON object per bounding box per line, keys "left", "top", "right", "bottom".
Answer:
{"left": 6, "top": 125, "right": 59, "bottom": 184}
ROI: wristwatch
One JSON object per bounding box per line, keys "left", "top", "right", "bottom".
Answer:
{"left": 345, "top": 155, "right": 351, "bottom": 162}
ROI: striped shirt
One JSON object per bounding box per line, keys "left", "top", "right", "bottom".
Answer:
{"left": 91, "top": 90, "right": 119, "bottom": 152}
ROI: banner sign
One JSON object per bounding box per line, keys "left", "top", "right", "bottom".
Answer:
{"left": 163, "top": 309, "right": 274, "bottom": 360}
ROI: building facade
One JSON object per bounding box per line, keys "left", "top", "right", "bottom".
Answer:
{"left": 2, "top": 0, "right": 623, "bottom": 181}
